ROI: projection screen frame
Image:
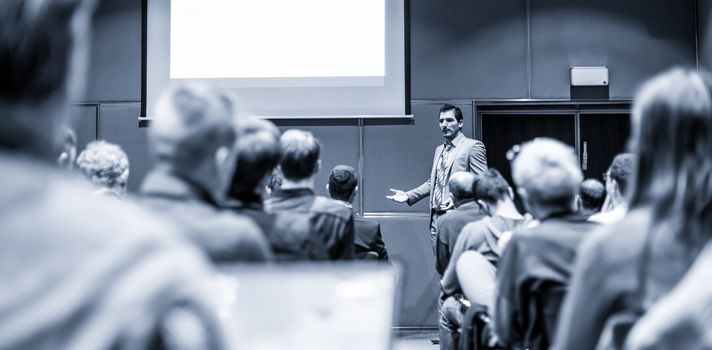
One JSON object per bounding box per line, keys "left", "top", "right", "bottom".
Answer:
{"left": 140, "top": 0, "right": 411, "bottom": 124}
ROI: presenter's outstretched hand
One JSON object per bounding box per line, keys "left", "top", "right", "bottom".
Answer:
{"left": 386, "top": 189, "right": 409, "bottom": 203}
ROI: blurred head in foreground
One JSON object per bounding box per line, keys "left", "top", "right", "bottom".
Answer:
{"left": 149, "top": 83, "right": 238, "bottom": 200}
{"left": 0, "top": 0, "right": 96, "bottom": 158}
{"left": 628, "top": 68, "right": 712, "bottom": 245}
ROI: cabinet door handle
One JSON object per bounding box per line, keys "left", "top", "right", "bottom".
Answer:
{"left": 582, "top": 141, "right": 588, "bottom": 171}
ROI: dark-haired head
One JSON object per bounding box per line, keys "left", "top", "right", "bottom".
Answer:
{"left": 228, "top": 117, "right": 281, "bottom": 200}
{"left": 628, "top": 67, "right": 712, "bottom": 245}
{"left": 439, "top": 104, "right": 463, "bottom": 123}
{"left": 579, "top": 179, "right": 605, "bottom": 213}
{"left": 328, "top": 165, "right": 358, "bottom": 202}
{"left": 473, "top": 168, "right": 510, "bottom": 204}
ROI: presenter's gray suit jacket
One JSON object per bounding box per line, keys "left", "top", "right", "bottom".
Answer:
{"left": 406, "top": 134, "right": 488, "bottom": 209}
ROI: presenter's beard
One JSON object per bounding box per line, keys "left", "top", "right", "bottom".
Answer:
{"left": 442, "top": 127, "right": 457, "bottom": 139}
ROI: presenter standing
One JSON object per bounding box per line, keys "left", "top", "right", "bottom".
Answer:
{"left": 387, "top": 104, "right": 487, "bottom": 246}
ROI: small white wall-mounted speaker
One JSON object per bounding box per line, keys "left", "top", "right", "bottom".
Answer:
{"left": 570, "top": 66, "right": 609, "bottom": 86}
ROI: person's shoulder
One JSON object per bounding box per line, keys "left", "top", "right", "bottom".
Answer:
{"left": 461, "top": 136, "right": 485, "bottom": 148}
{"left": 580, "top": 208, "right": 651, "bottom": 263}
{"left": 354, "top": 215, "right": 379, "bottom": 228}
{"left": 459, "top": 217, "right": 491, "bottom": 242}
{"left": 45, "top": 174, "right": 199, "bottom": 252}
{"left": 311, "top": 196, "right": 353, "bottom": 220}
{"left": 210, "top": 208, "right": 264, "bottom": 238}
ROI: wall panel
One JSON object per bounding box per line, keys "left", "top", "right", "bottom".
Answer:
{"left": 530, "top": 0, "right": 697, "bottom": 99}
{"left": 700, "top": 0, "right": 712, "bottom": 70}
{"left": 70, "top": 105, "right": 98, "bottom": 156}
{"left": 367, "top": 214, "right": 437, "bottom": 327}
{"left": 85, "top": 0, "right": 142, "bottom": 102}
{"left": 410, "top": 0, "right": 528, "bottom": 99}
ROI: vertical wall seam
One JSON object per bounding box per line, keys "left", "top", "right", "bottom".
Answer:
{"left": 574, "top": 111, "right": 581, "bottom": 168}
{"left": 695, "top": 0, "right": 700, "bottom": 71}
{"left": 526, "top": 0, "right": 532, "bottom": 99}
{"left": 358, "top": 118, "right": 365, "bottom": 216}
{"left": 95, "top": 103, "right": 101, "bottom": 140}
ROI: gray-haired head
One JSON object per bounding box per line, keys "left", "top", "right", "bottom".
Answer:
{"left": 77, "top": 140, "right": 129, "bottom": 195}
{"left": 511, "top": 138, "right": 583, "bottom": 218}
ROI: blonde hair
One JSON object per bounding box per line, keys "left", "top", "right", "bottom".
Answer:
{"left": 77, "top": 140, "right": 129, "bottom": 191}
{"left": 512, "top": 138, "right": 583, "bottom": 209}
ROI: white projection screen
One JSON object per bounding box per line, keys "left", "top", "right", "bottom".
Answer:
{"left": 144, "top": 0, "right": 408, "bottom": 120}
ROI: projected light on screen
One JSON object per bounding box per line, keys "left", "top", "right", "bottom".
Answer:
{"left": 145, "top": 0, "right": 407, "bottom": 119}
{"left": 170, "top": 0, "right": 385, "bottom": 80}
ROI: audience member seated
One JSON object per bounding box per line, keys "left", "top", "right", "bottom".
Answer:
{"left": 140, "top": 84, "right": 272, "bottom": 263}
{"left": 76, "top": 140, "right": 129, "bottom": 200}
{"left": 327, "top": 165, "right": 389, "bottom": 260}
{"left": 0, "top": 1, "right": 233, "bottom": 348}
{"left": 589, "top": 153, "right": 634, "bottom": 224}
{"left": 553, "top": 68, "right": 712, "bottom": 350}
{"left": 265, "top": 129, "right": 355, "bottom": 260}
{"left": 266, "top": 167, "right": 283, "bottom": 196}
{"left": 57, "top": 126, "right": 77, "bottom": 170}
{"left": 442, "top": 169, "right": 531, "bottom": 307}
{"left": 224, "top": 117, "right": 328, "bottom": 261}
{"left": 493, "top": 138, "right": 599, "bottom": 350}
{"left": 438, "top": 169, "right": 530, "bottom": 350}
{"left": 577, "top": 178, "right": 605, "bottom": 218}
{"left": 435, "top": 171, "right": 485, "bottom": 276}
{"left": 625, "top": 240, "right": 712, "bottom": 350}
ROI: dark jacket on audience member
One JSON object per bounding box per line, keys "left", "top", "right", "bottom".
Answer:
{"left": 223, "top": 193, "right": 329, "bottom": 261}
{"left": 354, "top": 214, "right": 389, "bottom": 260}
{"left": 552, "top": 208, "right": 701, "bottom": 350}
{"left": 139, "top": 169, "right": 273, "bottom": 263}
{"left": 494, "top": 212, "right": 598, "bottom": 350}
{"left": 265, "top": 188, "right": 355, "bottom": 260}
{"left": 435, "top": 201, "right": 486, "bottom": 276}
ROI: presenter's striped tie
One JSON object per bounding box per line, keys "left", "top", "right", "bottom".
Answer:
{"left": 432, "top": 142, "right": 454, "bottom": 208}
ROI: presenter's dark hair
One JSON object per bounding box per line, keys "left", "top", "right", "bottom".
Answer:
{"left": 472, "top": 168, "right": 510, "bottom": 203}
{"left": 440, "top": 104, "right": 463, "bottom": 123}
{"left": 628, "top": 67, "right": 712, "bottom": 246}
{"left": 328, "top": 165, "right": 358, "bottom": 201}
{"left": 279, "top": 129, "right": 321, "bottom": 180}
